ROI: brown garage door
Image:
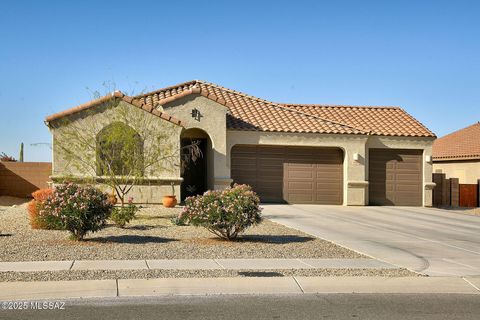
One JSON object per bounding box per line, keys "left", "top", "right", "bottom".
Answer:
{"left": 231, "top": 145, "right": 343, "bottom": 204}
{"left": 369, "top": 149, "right": 423, "bottom": 206}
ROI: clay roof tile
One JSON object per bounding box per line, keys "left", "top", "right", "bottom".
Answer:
{"left": 433, "top": 122, "right": 480, "bottom": 160}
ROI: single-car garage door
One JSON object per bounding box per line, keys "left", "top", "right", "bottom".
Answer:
{"left": 231, "top": 145, "right": 343, "bottom": 204}
{"left": 369, "top": 148, "right": 423, "bottom": 206}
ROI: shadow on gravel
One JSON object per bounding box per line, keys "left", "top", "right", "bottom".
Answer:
{"left": 123, "top": 225, "right": 157, "bottom": 231}
{"left": 103, "top": 224, "right": 166, "bottom": 231}
{"left": 237, "top": 235, "right": 315, "bottom": 244}
{"left": 0, "top": 233, "right": 13, "bottom": 237}
{"left": 87, "top": 235, "right": 177, "bottom": 244}
{"left": 238, "top": 271, "right": 284, "bottom": 277}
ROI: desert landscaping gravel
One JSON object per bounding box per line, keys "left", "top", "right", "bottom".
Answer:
{"left": 0, "top": 268, "right": 418, "bottom": 282}
{"left": 0, "top": 198, "right": 365, "bottom": 261}
{"left": 0, "top": 197, "right": 418, "bottom": 281}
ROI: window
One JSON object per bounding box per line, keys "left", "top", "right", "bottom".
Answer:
{"left": 96, "top": 122, "right": 143, "bottom": 176}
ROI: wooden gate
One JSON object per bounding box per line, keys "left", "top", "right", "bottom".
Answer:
{"left": 432, "top": 173, "right": 479, "bottom": 208}
{"left": 459, "top": 184, "right": 479, "bottom": 207}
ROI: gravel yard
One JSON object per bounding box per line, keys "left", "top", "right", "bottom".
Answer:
{"left": 0, "top": 198, "right": 365, "bottom": 261}
{"left": 0, "top": 268, "right": 418, "bottom": 282}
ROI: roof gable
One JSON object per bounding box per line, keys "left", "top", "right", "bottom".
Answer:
{"left": 45, "top": 91, "right": 183, "bottom": 127}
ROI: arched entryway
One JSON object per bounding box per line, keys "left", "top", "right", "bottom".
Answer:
{"left": 180, "top": 128, "right": 213, "bottom": 201}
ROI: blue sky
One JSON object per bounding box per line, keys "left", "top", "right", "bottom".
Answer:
{"left": 0, "top": 0, "right": 479, "bottom": 162}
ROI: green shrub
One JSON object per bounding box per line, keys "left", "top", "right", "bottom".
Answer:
{"left": 41, "top": 183, "right": 112, "bottom": 240}
{"left": 110, "top": 201, "right": 139, "bottom": 227}
{"left": 182, "top": 184, "right": 262, "bottom": 240}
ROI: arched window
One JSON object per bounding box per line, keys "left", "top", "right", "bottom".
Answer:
{"left": 96, "top": 122, "right": 144, "bottom": 176}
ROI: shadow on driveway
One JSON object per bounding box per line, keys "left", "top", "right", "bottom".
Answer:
{"left": 237, "top": 235, "right": 315, "bottom": 244}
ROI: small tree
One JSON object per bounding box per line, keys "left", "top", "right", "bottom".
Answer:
{"left": 52, "top": 87, "right": 200, "bottom": 206}
{"left": 19, "top": 143, "right": 24, "bottom": 162}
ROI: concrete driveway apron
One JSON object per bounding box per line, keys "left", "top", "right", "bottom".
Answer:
{"left": 262, "top": 205, "right": 480, "bottom": 276}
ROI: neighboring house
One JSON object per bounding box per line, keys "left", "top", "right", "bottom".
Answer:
{"left": 433, "top": 122, "right": 480, "bottom": 184}
{"left": 45, "top": 80, "right": 436, "bottom": 206}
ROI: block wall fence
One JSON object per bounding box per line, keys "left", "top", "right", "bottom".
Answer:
{"left": 0, "top": 162, "right": 52, "bottom": 198}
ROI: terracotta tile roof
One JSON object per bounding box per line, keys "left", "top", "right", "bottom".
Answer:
{"left": 433, "top": 122, "right": 480, "bottom": 161}
{"left": 134, "top": 80, "right": 434, "bottom": 137}
{"left": 134, "top": 80, "right": 366, "bottom": 135}
{"left": 47, "top": 79, "right": 435, "bottom": 137}
{"left": 283, "top": 104, "right": 436, "bottom": 137}
{"left": 45, "top": 91, "right": 183, "bottom": 126}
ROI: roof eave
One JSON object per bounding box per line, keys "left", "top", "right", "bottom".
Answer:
{"left": 433, "top": 156, "right": 480, "bottom": 162}
{"left": 45, "top": 91, "right": 183, "bottom": 127}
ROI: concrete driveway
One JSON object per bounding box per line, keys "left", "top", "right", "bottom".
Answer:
{"left": 262, "top": 205, "right": 480, "bottom": 277}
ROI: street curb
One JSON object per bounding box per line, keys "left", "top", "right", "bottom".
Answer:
{"left": 0, "top": 276, "right": 478, "bottom": 301}
{"left": 0, "top": 258, "right": 396, "bottom": 272}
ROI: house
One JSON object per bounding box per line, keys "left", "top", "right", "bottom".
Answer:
{"left": 433, "top": 122, "right": 480, "bottom": 184}
{"left": 45, "top": 80, "right": 436, "bottom": 206}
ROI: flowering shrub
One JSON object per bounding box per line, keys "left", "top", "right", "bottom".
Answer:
{"left": 182, "top": 184, "right": 262, "bottom": 240}
{"left": 110, "top": 198, "right": 139, "bottom": 227}
{"left": 171, "top": 211, "right": 188, "bottom": 226}
{"left": 41, "top": 183, "right": 113, "bottom": 240}
{"left": 27, "top": 188, "right": 60, "bottom": 229}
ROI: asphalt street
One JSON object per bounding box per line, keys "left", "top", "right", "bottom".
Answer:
{"left": 1, "top": 294, "right": 479, "bottom": 320}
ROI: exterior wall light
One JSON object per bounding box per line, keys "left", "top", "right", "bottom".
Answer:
{"left": 353, "top": 153, "right": 360, "bottom": 161}
{"left": 425, "top": 155, "right": 432, "bottom": 163}
{"left": 191, "top": 108, "right": 203, "bottom": 122}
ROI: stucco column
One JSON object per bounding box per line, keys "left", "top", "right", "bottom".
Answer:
{"left": 212, "top": 135, "right": 233, "bottom": 190}
{"left": 423, "top": 146, "right": 435, "bottom": 207}
{"left": 343, "top": 138, "right": 369, "bottom": 206}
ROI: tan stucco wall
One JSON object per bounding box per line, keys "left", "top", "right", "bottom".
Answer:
{"left": 48, "top": 94, "right": 435, "bottom": 206}
{"left": 226, "top": 130, "right": 369, "bottom": 206}
{"left": 161, "top": 94, "right": 232, "bottom": 189}
{"left": 366, "top": 136, "right": 435, "bottom": 206}
{"left": 433, "top": 161, "right": 480, "bottom": 184}
{"left": 226, "top": 131, "right": 435, "bottom": 206}
{"left": 49, "top": 100, "right": 183, "bottom": 202}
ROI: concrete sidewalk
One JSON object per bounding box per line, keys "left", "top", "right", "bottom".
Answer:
{"left": 0, "top": 276, "right": 479, "bottom": 300}
{"left": 0, "top": 258, "right": 396, "bottom": 272}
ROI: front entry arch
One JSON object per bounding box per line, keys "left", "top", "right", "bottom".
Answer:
{"left": 180, "top": 128, "right": 213, "bottom": 201}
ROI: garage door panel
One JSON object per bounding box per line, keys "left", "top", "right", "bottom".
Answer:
{"left": 287, "top": 171, "right": 314, "bottom": 179}
{"left": 315, "top": 190, "right": 343, "bottom": 198}
{"left": 369, "top": 149, "right": 422, "bottom": 206}
{"left": 287, "top": 181, "right": 314, "bottom": 190}
{"left": 396, "top": 173, "right": 421, "bottom": 181}
{"left": 396, "top": 163, "right": 421, "bottom": 170}
{"left": 288, "top": 194, "right": 314, "bottom": 202}
{"left": 232, "top": 145, "right": 343, "bottom": 204}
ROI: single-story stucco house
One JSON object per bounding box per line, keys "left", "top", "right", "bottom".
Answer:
{"left": 433, "top": 122, "right": 480, "bottom": 184}
{"left": 45, "top": 80, "right": 436, "bottom": 206}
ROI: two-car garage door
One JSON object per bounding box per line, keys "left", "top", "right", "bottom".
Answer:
{"left": 231, "top": 145, "right": 343, "bottom": 204}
